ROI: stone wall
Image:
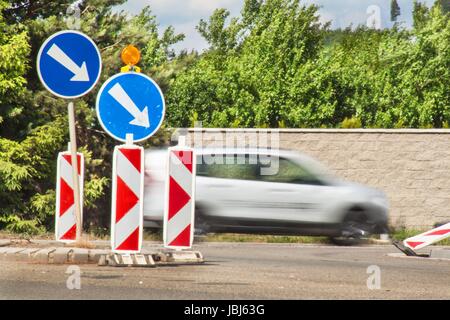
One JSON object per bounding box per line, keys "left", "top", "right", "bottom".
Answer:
{"left": 186, "top": 128, "right": 450, "bottom": 229}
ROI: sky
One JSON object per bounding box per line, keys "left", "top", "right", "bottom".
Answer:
{"left": 115, "top": 0, "right": 437, "bottom": 52}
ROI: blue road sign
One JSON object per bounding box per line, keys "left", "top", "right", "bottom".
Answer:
{"left": 96, "top": 73, "right": 166, "bottom": 143}
{"left": 37, "top": 30, "right": 102, "bottom": 99}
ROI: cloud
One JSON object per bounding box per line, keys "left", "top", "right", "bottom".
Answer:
{"left": 169, "top": 21, "right": 210, "bottom": 53}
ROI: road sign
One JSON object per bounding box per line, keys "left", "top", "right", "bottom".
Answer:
{"left": 96, "top": 72, "right": 165, "bottom": 143}
{"left": 163, "top": 142, "right": 196, "bottom": 249}
{"left": 37, "top": 30, "right": 102, "bottom": 99}
{"left": 403, "top": 222, "right": 450, "bottom": 251}
{"left": 55, "top": 152, "right": 84, "bottom": 243}
{"left": 111, "top": 145, "right": 144, "bottom": 253}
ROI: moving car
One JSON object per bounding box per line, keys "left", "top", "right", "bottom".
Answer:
{"left": 143, "top": 148, "right": 389, "bottom": 245}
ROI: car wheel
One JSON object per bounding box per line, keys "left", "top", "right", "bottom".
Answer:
{"left": 330, "top": 210, "right": 372, "bottom": 246}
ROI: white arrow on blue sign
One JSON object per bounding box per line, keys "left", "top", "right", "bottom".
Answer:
{"left": 96, "top": 72, "right": 166, "bottom": 143}
{"left": 37, "top": 30, "right": 102, "bottom": 99}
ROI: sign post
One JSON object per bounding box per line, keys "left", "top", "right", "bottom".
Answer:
{"left": 109, "top": 137, "right": 145, "bottom": 253}
{"left": 96, "top": 49, "right": 165, "bottom": 253}
{"left": 94, "top": 46, "right": 203, "bottom": 265}
{"left": 55, "top": 146, "right": 84, "bottom": 242}
{"left": 96, "top": 72, "right": 165, "bottom": 142}
{"left": 163, "top": 136, "right": 196, "bottom": 250}
{"left": 68, "top": 102, "right": 83, "bottom": 240}
{"left": 37, "top": 30, "right": 102, "bottom": 242}
{"left": 394, "top": 222, "right": 450, "bottom": 256}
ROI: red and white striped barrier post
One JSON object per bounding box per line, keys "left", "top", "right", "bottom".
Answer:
{"left": 55, "top": 150, "right": 84, "bottom": 242}
{"left": 164, "top": 137, "right": 196, "bottom": 249}
{"left": 111, "top": 137, "right": 144, "bottom": 253}
{"left": 403, "top": 222, "right": 450, "bottom": 251}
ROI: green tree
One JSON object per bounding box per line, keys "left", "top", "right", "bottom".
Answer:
{"left": 0, "top": 0, "right": 55, "bottom": 233}
{"left": 168, "top": 0, "right": 327, "bottom": 128}
{"left": 0, "top": 0, "right": 184, "bottom": 233}
{"left": 413, "top": 1, "right": 430, "bottom": 30}
{"left": 168, "top": 0, "right": 450, "bottom": 129}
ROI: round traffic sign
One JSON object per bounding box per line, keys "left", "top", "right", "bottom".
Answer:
{"left": 37, "top": 30, "right": 102, "bottom": 99}
{"left": 96, "top": 72, "right": 165, "bottom": 143}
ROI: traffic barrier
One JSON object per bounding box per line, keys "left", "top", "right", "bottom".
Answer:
{"left": 111, "top": 145, "right": 144, "bottom": 253}
{"left": 99, "top": 253, "right": 156, "bottom": 267}
{"left": 155, "top": 250, "right": 204, "bottom": 264}
{"left": 163, "top": 143, "right": 196, "bottom": 249}
{"left": 55, "top": 152, "right": 84, "bottom": 242}
{"left": 403, "top": 222, "right": 450, "bottom": 251}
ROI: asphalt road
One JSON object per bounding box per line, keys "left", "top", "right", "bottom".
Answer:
{"left": 1, "top": 242, "right": 449, "bottom": 299}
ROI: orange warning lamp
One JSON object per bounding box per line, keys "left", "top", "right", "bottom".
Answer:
{"left": 121, "top": 45, "right": 141, "bottom": 73}
{"left": 121, "top": 45, "right": 141, "bottom": 66}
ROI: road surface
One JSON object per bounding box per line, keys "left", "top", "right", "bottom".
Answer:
{"left": 1, "top": 242, "right": 449, "bottom": 299}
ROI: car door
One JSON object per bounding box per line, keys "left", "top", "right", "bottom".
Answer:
{"left": 253, "top": 156, "right": 336, "bottom": 226}
{"left": 196, "top": 153, "right": 269, "bottom": 227}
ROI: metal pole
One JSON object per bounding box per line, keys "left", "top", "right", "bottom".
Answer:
{"left": 68, "top": 102, "right": 82, "bottom": 241}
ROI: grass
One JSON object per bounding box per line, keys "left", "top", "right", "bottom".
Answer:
{"left": 66, "top": 237, "right": 97, "bottom": 249}
{"left": 201, "top": 233, "right": 331, "bottom": 244}
{"left": 390, "top": 228, "right": 424, "bottom": 241}
{"left": 2, "top": 227, "right": 450, "bottom": 246}
{"left": 0, "top": 230, "right": 53, "bottom": 240}
{"left": 0, "top": 229, "right": 163, "bottom": 242}
{"left": 85, "top": 230, "right": 331, "bottom": 244}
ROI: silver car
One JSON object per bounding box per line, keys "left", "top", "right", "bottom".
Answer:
{"left": 143, "top": 148, "right": 389, "bottom": 245}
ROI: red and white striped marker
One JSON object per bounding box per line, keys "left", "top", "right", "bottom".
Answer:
{"left": 55, "top": 152, "right": 84, "bottom": 243}
{"left": 111, "top": 144, "right": 144, "bottom": 253}
{"left": 404, "top": 222, "right": 450, "bottom": 251}
{"left": 163, "top": 139, "right": 196, "bottom": 249}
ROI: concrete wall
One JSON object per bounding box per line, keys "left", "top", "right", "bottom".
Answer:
{"left": 186, "top": 128, "right": 450, "bottom": 229}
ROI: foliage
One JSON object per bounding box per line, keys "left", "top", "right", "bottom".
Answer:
{"left": 0, "top": 0, "right": 184, "bottom": 233}
{"left": 341, "top": 117, "right": 362, "bottom": 129}
{"left": 168, "top": 0, "right": 326, "bottom": 128}
{"left": 167, "top": 0, "right": 450, "bottom": 129}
